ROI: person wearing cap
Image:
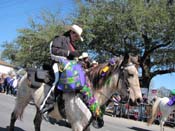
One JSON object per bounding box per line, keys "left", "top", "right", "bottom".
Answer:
{"left": 40, "top": 24, "right": 83, "bottom": 115}
{"left": 81, "top": 52, "right": 91, "bottom": 71}
{"left": 50, "top": 24, "right": 83, "bottom": 61}
{"left": 78, "top": 55, "right": 83, "bottom": 61}
{"left": 91, "top": 60, "right": 98, "bottom": 68}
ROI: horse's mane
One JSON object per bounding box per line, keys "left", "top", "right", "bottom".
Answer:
{"left": 87, "top": 57, "right": 122, "bottom": 89}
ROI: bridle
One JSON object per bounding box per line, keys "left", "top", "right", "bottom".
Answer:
{"left": 117, "top": 63, "right": 134, "bottom": 103}
{"left": 96, "top": 61, "right": 135, "bottom": 105}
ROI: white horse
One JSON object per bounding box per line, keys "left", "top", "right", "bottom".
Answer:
{"left": 148, "top": 97, "right": 175, "bottom": 131}
{"left": 9, "top": 55, "right": 142, "bottom": 131}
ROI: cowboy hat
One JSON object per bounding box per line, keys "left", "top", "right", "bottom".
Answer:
{"left": 78, "top": 55, "right": 83, "bottom": 60}
{"left": 92, "top": 60, "right": 98, "bottom": 65}
{"left": 82, "top": 52, "right": 88, "bottom": 58}
{"left": 67, "top": 24, "right": 84, "bottom": 41}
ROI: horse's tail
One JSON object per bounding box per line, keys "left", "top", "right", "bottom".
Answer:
{"left": 13, "top": 73, "right": 32, "bottom": 120}
{"left": 147, "top": 97, "right": 161, "bottom": 126}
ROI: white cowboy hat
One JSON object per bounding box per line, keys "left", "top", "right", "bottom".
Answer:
{"left": 67, "top": 24, "right": 84, "bottom": 41}
{"left": 82, "top": 52, "right": 88, "bottom": 58}
{"left": 92, "top": 60, "right": 98, "bottom": 65}
{"left": 78, "top": 55, "right": 83, "bottom": 60}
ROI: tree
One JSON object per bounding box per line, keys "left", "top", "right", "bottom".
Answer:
{"left": 1, "top": 41, "right": 19, "bottom": 63}
{"left": 1, "top": 0, "right": 175, "bottom": 90}
{"left": 75, "top": 0, "right": 175, "bottom": 88}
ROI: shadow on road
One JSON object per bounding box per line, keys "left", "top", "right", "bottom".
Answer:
{"left": 48, "top": 118, "right": 71, "bottom": 128}
{"left": 2, "top": 126, "right": 25, "bottom": 131}
{"left": 128, "top": 127, "right": 152, "bottom": 131}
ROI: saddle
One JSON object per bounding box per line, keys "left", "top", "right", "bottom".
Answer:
{"left": 26, "top": 67, "right": 54, "bottom": 89}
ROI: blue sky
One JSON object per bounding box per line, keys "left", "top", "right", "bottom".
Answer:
{"left": 0, "top": 0, "right": 174, "bottom": 90}
{"left": 0, "top": 0, "right": 75, "bottom": 48}
{"left": 151, "top": 73, "right": 175, "bottom": 90}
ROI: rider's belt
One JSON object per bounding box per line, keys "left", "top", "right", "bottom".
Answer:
{"left": 50, "top": 54, "right": 67, "bottom": 62}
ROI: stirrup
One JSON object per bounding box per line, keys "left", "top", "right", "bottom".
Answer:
{"left": 42, "top": 112, "right": 50, "bottom": 121}
{"left": 40, "top": 84, "right": 55, "bottom": 111}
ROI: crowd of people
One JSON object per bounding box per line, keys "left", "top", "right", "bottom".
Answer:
{"left": 0, "top": 72, "right": 19, "bottom": 96}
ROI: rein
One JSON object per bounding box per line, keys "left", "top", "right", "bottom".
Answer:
{"left": 95, "top": 63, "right": 121, "bottom": 104}
{"left": 96, "top": 62, "right": 135, "bottom": 107}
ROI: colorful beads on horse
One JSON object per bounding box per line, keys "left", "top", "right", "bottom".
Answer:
{"left": 108, "top": 58, "right": 115, "bottom": 66}
{"left": 80, "top": 85, "right": 101, "bottom": 117}
{"left": 80, "top": 85, "right": 92, "bottom": 98}
{"left": 89, "top": 101, "right": 101, "bottom": 116}
{"left": 101, "top": 66, "right": 109, "bottom": 76}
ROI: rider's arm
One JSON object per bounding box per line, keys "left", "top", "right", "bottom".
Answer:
{"left": 51, "top": 36, "right": 70, "bottom": 57}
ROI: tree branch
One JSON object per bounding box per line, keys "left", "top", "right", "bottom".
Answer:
{"left": 151, "top": 68, "right": 175, "bottom": 78}
{"left": 147, "top": 40, "right": 172, "bottom": 55}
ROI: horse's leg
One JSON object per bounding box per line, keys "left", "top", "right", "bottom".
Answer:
{"left": 9, "top": 89, "right": 31, "bottom": 131}
{"left": 58, "top": 91, "right": 93, "bottom": 131}
{"left": 63, "top": 93, "right": 86, "bottom": 131}
{"left": 160, "top": 120, "right": 163, "bottom": 131}
{"left": 162, "top": 121, "right": 165, "bottom": 131}
{"left": 84, "top": 126, "right": 90, "bottom": 131}
{"left": 160, "top": 119, "right": 165, "bottom": 131}
{"left": 9, "top": 102, "right": 28, "bottom": 131}
{"left": 9, "top": 111, "right": 17, "bottom": 131}
{"left": 33, "top": 107, "right": 42, "bottom": 131}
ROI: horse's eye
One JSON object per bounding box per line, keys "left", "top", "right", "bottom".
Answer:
{"left": 128, "top": 73, "right": 134, "bottom": 77}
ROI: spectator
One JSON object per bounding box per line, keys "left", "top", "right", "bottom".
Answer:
{"left": 112, "top": 94, "right": 121, "bottom": 117}
{"left": 0, "top": 73, "right": 6, "bottom": 93}
{"left": 0, "top": 74, "right": 3, "bottom": 92}
{"left": 81, "top": 52, "right": 91, "bottom": 71}
{"left": 91, "top": 60, "right": 98, "bottom": 68}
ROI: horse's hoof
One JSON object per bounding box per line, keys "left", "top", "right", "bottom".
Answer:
{"left": 92, "top": 118, "right": 104, "bottom": 129}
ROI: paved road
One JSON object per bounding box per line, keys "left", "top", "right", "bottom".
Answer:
{"left": 0, "top": 93, "right": 174, "bottom": 131}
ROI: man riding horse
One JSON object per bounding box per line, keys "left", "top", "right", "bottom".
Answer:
{"left": 40, "top": 24, "right": 103, "bottom": 126}
{"left": 40, "top": 24, "right": 84, "bottom": 114}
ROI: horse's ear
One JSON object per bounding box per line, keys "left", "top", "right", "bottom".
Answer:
{"left": 121, "top": 53, "right": 130, "bottom": 66}
{"left": 130, "top": 55, "right": 140, "bottom": 69}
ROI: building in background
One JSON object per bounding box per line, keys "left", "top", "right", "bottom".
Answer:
{"left": 0, "top": 60, "right": 14, "bottom": 74}
{"left": 148, "top": 87, "right": 170, "bottom": 102}
{"left": 148, "top": 89, "right": 158, "bottom": 101}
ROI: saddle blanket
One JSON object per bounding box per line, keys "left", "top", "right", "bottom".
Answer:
{"left": 57, "top": 59, "right": 86, "bottom": 92}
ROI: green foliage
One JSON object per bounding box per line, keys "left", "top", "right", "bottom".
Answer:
{"left": 75, "top": 0, "right": 175, "bottom": 88}
{"left": 1, "top": 0, "right": 175, "bottom": 88}
{"left": 1, "top": 41, "right": 19, "bottom": 62}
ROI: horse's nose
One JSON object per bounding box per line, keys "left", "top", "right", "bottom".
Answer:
{"left": 136, "top": 98, "right": 142, "bottom": 104}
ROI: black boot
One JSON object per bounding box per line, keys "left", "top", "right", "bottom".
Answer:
{"left": 40, "top": 89, "right": 55, "bottom": 114}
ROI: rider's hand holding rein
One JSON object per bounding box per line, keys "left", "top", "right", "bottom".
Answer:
{"left": 67, "top": 50, "right": 81, "bottom": 60}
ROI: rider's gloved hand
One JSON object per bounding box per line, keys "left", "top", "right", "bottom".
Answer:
{"left": 67, "top": 51, "right": 80, "bottom": 60}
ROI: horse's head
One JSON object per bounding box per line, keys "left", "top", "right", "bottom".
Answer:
{"left": 117, "top": 54, "right": 142, "bottom": 106}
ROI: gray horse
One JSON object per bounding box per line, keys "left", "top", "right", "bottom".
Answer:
{"left": 9, "top": 55, "right": 142, "bottom": 131}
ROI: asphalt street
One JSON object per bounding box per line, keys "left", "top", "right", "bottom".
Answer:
{"left": 0, "top": 93, "right": 174, "bottom": 131}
